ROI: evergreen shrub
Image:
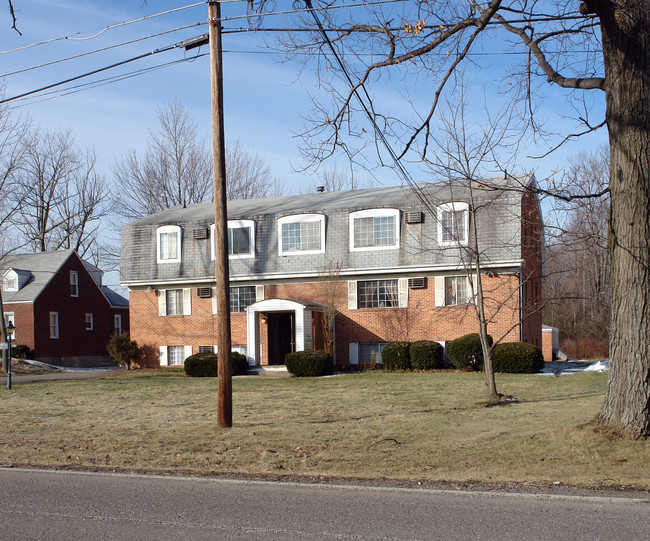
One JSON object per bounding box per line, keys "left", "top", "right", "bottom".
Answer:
{"left": 284, "top": 349, "right": 333, "bottom": 377}
{"left": 382, "top": 341, "right": 411, "bottom": 370}
{"left": 184, "top": 351, "right": 250, "bottom": 377}
{"left": 492, "top": 342, "right": 545, "bottom": 373}
{"left": 11, "top": 344, "right": 30, "bottom": 359}
{"left": 410, "top": 340, "right": 445, "bottom": 370}
{"left": 446, "top": 333, "right": 493, "bottom": 371}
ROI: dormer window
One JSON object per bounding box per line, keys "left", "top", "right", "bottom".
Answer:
{"left": 211, "top": 220, "right": 256, "bottom": 260}
{"left": 349, "top": 209, "right": 400, "bottom": 251}
{"left": 278, "top": 214, "right": 325, "bottom": 255}
{"left": 2, "top": 270, "right": 18, "bottom": 292}
{"left": 438, "top": 202, "right": 469, "bottom": 246}
{"left": 157, "top": 225, "right": 182, "bottom": 263}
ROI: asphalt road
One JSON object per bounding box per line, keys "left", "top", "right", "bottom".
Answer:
{"left": 0, "top": 468, "right": 648, "bottom": 540}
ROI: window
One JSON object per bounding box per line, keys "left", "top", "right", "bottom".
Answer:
{"left": 278, "top": 214, "right": 325, "bottom": 255}
{"left": 70, "top": 271, "right": 79, "bottom": 297}
{"left": 2, "top": 271, "right": 17, "bottom": 292}
{"left": 85, "top": 313, "right": 94, "bottom": 331}
{"left": 211, "top": 220, "right": 256, "bottom": 259}
{"left": 156, "top": 225, "right": 182, "bottom": 263}
{"left": 3, "top": 312, "right": 15, "bottom": 338}
{"left": 168, "top": 346, "right": 186, "bottom": 366}
{"left": 166, "top": 289, "right": 184, "bottom": 315}
{"left": 359, "top": 343, "right": 387, "bottom": 364}
{"left": 438, "top": 202, "right": 469, "bottom": 246}
{"left": 444, "top": 276, "right": 471, "bottom": 306}
{"left": 113, "top": 314, "right": 122, "bottom": 335}
{"left": 230, "top": 286, "right": 256, "bottom": 313}
{"left": 358, "top": 280, "right": 398, "bottom": 308}
{"left": 349, "top": 209, "right": 400, "bottom": 251}
{"left": 49, "top": 312, "right": 59, "bottom": 339}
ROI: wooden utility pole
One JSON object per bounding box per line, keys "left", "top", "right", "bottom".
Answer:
{"left": 208, "top": 0, "right": 232, "bottom": 428}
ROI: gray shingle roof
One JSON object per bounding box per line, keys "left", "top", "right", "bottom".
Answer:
{"left": 1, "top": 249, "right": 75, "bottom": 303}
{"left": 129, "top": 175, "right": 534, "bottom": 226}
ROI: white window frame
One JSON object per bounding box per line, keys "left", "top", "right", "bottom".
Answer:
{"left": 437, "top": 202, "right": 469, "bottom": 247}
{"left": 158, "top": 289, "right": 191, "bottom": 316}
{"left": 70, "top": 271, "right": 79, "bottom": 297}
{"left": 156, "top": 225, "right": 182, "bottom": 263}
{"left": 49, "top": 312, "right": 59, "bottom": 339}
{"left": 163, "top": 345, "right": 192, "bottom": 366}
{"left": 434, "top": 275, "right": 476, "bottom": 307}
{"left": 113, "top": 314, "right": 122, "bottom": 335}
{"left": 2, "top": 270, "right": 18, "bottom": 292}
{"left": 85, "top": 313, "right": 94, "bottom": 331}
{"left": 3, "top": 312, "right": 15, "bottom": 339}
{"left": 278, "top": 214, "right": 326, "bottom": 256}
{"left": 349, "top": 208, "right": 400, "bottom": 252}
{"left": 211, "top": 220, "right": 256, "bottom": 260}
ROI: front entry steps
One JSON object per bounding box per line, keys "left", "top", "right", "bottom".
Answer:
{"left": 248, "top": 365, "right": 289, "bottom": 378}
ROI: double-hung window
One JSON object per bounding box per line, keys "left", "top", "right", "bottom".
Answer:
{"left": 278, "top": 214, "right": 325, "bottom": 255}
{"left": 49, "top": 312, "right": 59, "bottom": 339}
{"left": 358, "top": 279, "right": 399, "bottom": 308}
{"left": 85, "top": 313, "right": 94, "bottom": 331}
{"left": 168, "top": 346, "right": 186, "bottom": 366}
{"left": 349, "top": 209, "right": 400, "bottom": 251}
{"left": 434, "top": 275, "right": 475, "bottom": 306}
{"left": 159, "top": 289, "right": 191, "bottom": 316}
{"left": 113, "top": 314, "right": 122, "bottom": 335}
{"left": 438, "top": 202, "right": 469, "bottom": 246}
{"left": 70, "top": 271, "right": 79, "bottom": 297}
{"left": 230, "top": 286, "right": 256, "bottom": 313}
{"left": 156, "top": 225, "right": 182, "bottom": 263}
{"left": 211, "top": 220, "right": 255, "bottom": 259}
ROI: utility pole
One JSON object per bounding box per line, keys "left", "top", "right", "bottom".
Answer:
{"left": 208, "top": 0, "right": 232, "bottom": 428}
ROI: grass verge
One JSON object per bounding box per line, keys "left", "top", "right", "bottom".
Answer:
{"left": 1, "top": 370, "right": 647, "bottom": 489}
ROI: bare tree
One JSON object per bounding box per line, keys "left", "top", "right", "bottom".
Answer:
{"left": 113, "top": 102, "right": 280, "bottom": 219}
{"left": 9, "top": 128, "right": 107, "bottom": 256}
{"left": 302, "top": 164, "right": 374, "bottom": 193}
{"left": 255, "top": 0, "right": 650, "bottom": 438}
{"left": 113, "top": 100, "right": 212, "bottom": 219}
{"left": 226, "top": 139, "right": 283, "bottom": 200}
{"left": 544, "top": 147, "right": 610, "bottom": 353}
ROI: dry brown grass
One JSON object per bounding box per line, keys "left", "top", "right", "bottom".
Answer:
{"left": 1, "top": 370, "right": 648, "bottom": 488}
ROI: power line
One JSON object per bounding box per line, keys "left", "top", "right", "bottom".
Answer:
{"left": 0, "top": 1, "right": 207, "bottom": 56}
{"left": 0, "top": 36, "right": 206, "bottom": 105}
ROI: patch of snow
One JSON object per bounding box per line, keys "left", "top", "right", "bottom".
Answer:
{"left": 539, "top": 360, "right": 609, "bottom": 376}
{"left": 583, "top": 360, "right": 609, "bottom": 372}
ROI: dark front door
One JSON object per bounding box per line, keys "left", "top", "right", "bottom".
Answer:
{"left": 268, "top": 312, "right": 295, "bottom": 365}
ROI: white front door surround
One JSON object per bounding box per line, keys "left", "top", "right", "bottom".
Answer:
{"left": 246, "top": 299, "right": 321, "bottom": 366}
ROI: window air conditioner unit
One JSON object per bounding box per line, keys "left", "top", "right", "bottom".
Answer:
{"left": 405, "top": 211, "right": 423, "bottom": 224}
{"left": 408, "top": 277, "right": 426, "bottom": 289}
{"left": 193, "top": 227, "right": 209, "bottom": 239}
{"left": 197, "top": 287, "right": 212, "bottom": 298}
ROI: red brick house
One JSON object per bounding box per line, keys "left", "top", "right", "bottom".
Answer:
{"left": 1, "top": 249, "right": 129, "bottom": 367}
{"left": 120, "top": 177, "right": 543, "bottom": 368}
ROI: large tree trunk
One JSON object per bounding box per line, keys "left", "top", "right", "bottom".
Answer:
{"left": 596, "top": 1, "right": 650, "bottom": 439}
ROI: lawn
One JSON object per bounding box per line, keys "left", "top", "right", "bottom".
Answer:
{"left": 1, "top": 370, "right": 648, "bottom": 489}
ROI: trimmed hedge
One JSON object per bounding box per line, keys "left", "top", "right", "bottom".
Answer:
{"left": 284, "top": 349, "right": 333, "bottom": 377}
{"left": 382, "top": 341, "right": 411, "bottom": 370}
{"left": 184, "top": 351, "right": 250, "bottom": 377}
{"left": 447, "top": 333, "right": 493, "bottom": 371}
{"left": 410, "top": 340, "right": 445, "bottom": 370}
{"left": 492, "top": 342, "right": 545, "bottom": 373}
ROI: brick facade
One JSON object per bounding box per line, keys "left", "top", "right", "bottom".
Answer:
{"left": 122, "top": 178, "right": 544, "bottom": 368}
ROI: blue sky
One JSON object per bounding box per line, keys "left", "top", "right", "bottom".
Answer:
{"left": 1, "top": 1, "right": 608, "bottom": 286}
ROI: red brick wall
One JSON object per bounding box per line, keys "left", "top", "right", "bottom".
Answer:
{"left": 130, "top": 273, "right": 523, "bottom": 368}
{"left": 2, "top": 303, "right": 35, "bottom": 351}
